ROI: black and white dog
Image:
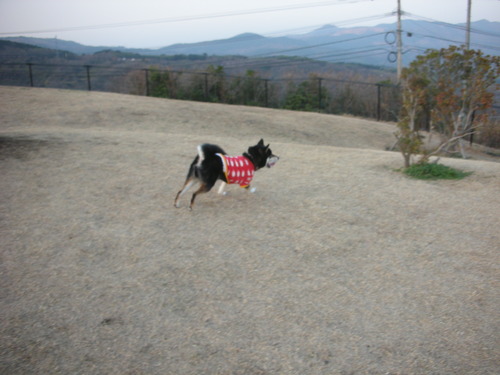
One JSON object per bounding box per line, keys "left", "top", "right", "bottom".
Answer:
{"left": 174, "top": 139, "right": 279, "bottom": 209}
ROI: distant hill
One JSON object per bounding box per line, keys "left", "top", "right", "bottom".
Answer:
{"left": 2, "top": 20, "right": 499, "bottom": 67}
{"left": 0, "top": 39, "right": 78, "bottom": 62}
{"left": 156, "top": 33, "right": 309, "bottom": 57}
{"left": 0, "top": 40, "right": 398, "bottom": 111}
{"left": 0, "top": 37, "right": 119, "bottom": 56}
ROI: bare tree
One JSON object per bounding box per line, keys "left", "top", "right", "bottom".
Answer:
{"left": 396, "top": 46, "right": 499, "bottom": 167}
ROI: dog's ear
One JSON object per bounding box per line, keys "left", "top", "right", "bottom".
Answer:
{"left": 258, "top": 139, "right": 264, "bottom": 146}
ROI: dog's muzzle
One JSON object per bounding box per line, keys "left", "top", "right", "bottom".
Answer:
{"left": 266, "top": 155, "right": 279, "bottom": 168}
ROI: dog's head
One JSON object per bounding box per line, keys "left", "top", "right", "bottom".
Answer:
{"left": 247, "top": 139, "right": 279, "bottom": 170}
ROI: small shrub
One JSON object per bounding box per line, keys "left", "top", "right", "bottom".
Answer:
{"left": 404, "top": 163, "right": 472, "bottom": 180}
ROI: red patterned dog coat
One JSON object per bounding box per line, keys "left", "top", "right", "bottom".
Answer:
{"left": 217, "top": 154, "right": 255, "bottom": 187}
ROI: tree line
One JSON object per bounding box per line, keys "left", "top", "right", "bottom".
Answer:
{"left": 141, "top": 65, "right": 400, "bottom": 121}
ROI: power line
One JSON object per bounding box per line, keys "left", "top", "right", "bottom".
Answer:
{"left": 316, "top": 48, "right": 389, "bottom": 61}
{"left": 255, "top": 32, "right": 387, "bottom": 57}
{"left": 260, "top": 12, "right": 393, "bottom": 40}
{"left": 466, "top": 0, "right": 472, "bottom": 49}
{"left": 409, "top": 32, "right": 500, "bottom": 52}
{"left": 0, "top": 0, "right": 373, "bottom": 36}
{"left": 210, "top": 45, "right": 390, "bottom": 72}
{"left": 261, "top": 13, "right": 392, "bottom": 38}
{"left": 323, "top": 50, "right": 388, "bottom": 64}
{"left": 404, "top": 12, "right": 500, "bottom": 38}
{"left": 3, "top": 2, "right": 497, "bottom": 69}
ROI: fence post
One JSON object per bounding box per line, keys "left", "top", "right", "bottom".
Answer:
{"left": 264, "top": 79, "right": 269, "bottom": 107}
{"left": 84, "top": 65, "right": 92, "bottom": 91}
{"left": 376, "top": 84, "right": 382, "bottom": 121}
{"left": 144, "top": 69, "right": 150, "bottom": 96}
{"left": 27, "top": 63, "right": 34, "bottom": 87}
{"left": 203, "top": 73, "right": 209, "bottom": 101}
{"left": 318, "top": 77, "right": 323, "bottom": 112}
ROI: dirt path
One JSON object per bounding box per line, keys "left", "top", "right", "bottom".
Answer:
{"left": 1, "top": 87, "right": 499, "bottom": 374}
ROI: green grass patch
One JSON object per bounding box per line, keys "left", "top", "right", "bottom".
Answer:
{"left": 404, "top": 163, "right": 472, "bottom": 180}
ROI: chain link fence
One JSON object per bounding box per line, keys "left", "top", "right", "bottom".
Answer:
{"left": 0, "top": 62, "right": 401, "bottom": 121}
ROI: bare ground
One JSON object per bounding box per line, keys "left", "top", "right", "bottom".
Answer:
{"left": 1, "top": 86, "right": 499, "bottom": 374}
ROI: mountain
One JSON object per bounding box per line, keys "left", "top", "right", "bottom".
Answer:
{"left": 279, "top": 19, "right": 500, "bottom": 66}
{"left": 0, "top": 36, "right": 160, "bottom": 56}
{"left": 2, "top": 20, "right": 499, "bottom": 67}
{"left": 155, "top": 33, "right": 308, "bottom": 57}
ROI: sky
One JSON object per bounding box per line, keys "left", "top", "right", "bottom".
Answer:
{"left": 0, "top": 0, "right": 499, "bottom": 48}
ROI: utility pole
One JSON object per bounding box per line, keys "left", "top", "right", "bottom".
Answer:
{"left": 466, "top": 0, "right": 472, "bottom": 49}
{"left": 396, "top": 0, "right": 403, "bottom": 82}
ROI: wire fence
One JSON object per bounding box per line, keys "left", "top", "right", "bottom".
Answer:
{"left": 0, "top": 62, "right": 402, "bottom": 121}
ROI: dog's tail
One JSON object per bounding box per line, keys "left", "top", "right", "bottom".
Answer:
{"left": 196, "top": 144, "right": 204, "bottom": 167}
{"left": 196, "top": 144, "right": 227, "bottom": 167}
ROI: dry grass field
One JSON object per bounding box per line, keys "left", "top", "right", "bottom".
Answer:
{"left": 1, "top": 86, "right": 499, "bottom": 374}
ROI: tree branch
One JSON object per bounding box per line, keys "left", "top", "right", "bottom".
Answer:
{"left": 418, "top": 129, "right": 478, "bottom": 163}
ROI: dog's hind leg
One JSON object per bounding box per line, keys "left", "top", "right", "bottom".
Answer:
{"left": 174, "top": 178, "right": 197, "bottom": 208}
{"left": 189, "top": 184, "right": 208, "bottom": 210}
{"left": 189, "top": 178, "right": 217, "bottom": 209}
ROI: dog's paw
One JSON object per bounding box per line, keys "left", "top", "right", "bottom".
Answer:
{"left": 222, "top": 191, "right": 229, "bottom": 196}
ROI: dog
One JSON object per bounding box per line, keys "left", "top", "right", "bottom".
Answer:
{"left": 174, "top": 139, "right": 279, "bottom": 209}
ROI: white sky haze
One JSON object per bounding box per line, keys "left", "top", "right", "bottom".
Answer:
{"left": 0, "top": 0, "right": 499, "bottom": 48}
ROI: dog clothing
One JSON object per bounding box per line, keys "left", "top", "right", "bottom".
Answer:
{"left": 217, "top": 154, "right": 255, "bottom": 187}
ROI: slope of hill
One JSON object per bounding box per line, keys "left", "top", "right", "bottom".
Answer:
{"left": 0, "top": 39, "right": 78, "bottom": 62}
{"left": 0, "top": 86, "right": 396, "bottom": 149}
{"left": 0, "top": 36, "right": 118, "bottom": 55}
{"left": 1, "top": 87, "right": 499, "bottom": 374}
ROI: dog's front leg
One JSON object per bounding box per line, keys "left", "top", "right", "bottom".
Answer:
{"left": 218, "top": 181, "right": 228, "bottom": 196}
{"left": 245, "top": 185, "right": 257, "bottom": 193}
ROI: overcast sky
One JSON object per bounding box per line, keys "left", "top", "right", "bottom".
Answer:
{"left": 0, "top": 0, "right": 499, "bottom": 48}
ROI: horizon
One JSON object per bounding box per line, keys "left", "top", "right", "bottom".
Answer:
{"left": 3, "top": 18, "right": 498, "bottom": 52}
{"left": 1, "top": 0, "right": 499, "bottom": 49}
